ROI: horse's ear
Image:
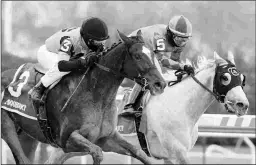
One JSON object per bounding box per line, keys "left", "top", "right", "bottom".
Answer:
{"left": 117, "top": 29, "right": 130, "bottom": 44}
{"left": 214, "top": 51, "right": 227, "bottom": 65}
{"left": 136, "top": 29, "right": 145, "bottom": 42}
{"left": 227, "top": 50, "right": 236, "bottom": 65}
{"left": 213, "top": 51, "right": 220, "bottom": 60}
{"left": 136, "top": 30, "right": 142, "bottom": 37}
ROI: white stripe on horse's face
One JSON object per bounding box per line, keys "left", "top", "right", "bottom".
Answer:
{"left": 142, "top": 46, "right": 152, "bottom": 62}
{"left": 142, "top": 46, "right": 162, "bottom": 74}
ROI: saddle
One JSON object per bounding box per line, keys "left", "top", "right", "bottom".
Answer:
{"left": 1, "top": 63, "right": 59, "bottom": 147}
{"left": 32, "top": 64, "right": 60, "bottom": 147}
{"left": 118, "top": 89, "right": 152, "bottom": 156}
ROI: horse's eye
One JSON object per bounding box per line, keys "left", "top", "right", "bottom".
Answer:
{"left": 221, "top": 73, "right": 231, "bottom": 86}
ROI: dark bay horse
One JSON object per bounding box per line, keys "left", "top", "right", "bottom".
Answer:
{"left": 1, "top": 30, "right": 166, "bottom": 164}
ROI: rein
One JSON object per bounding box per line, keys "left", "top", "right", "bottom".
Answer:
{"left": 190, "top": 75, "right": 220, "bottom": 101}
{"left": 94, "top": 62, "right": 149, "bottom": 90}
{"left": 60, "top": 67, "right": 91, "bottom": 112}
{"left": 93, "top": 42, "right": 151, "bottom": 90}
{"left": 60, "top": 41, "right": 151, "bottom": 113}
{"left": 168, "top": 70, "right": 222, "bottom": 103}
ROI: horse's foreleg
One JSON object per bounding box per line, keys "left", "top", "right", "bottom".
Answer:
{"left": 63, "top": 130, "right": 103, "bottom": 165}
{"left": 18, "top": 131, "right": 39, "bottom": 163}
{"left": 99, "top": 131, "right": 153, "bottom": 164}
{"left": 1, "top": 110, "right": 31, "bottom": 164}
{"left": 164, "top": 159, "right": 174, "bottom": 164}
{"left": 45, "top": 147, "right": 85, "bottom": 164}
{"left": 163, "top": 151, "right": 189, "bottom": 164}
{"left": 163, "top": 138, "right": 189, "bottom": 164}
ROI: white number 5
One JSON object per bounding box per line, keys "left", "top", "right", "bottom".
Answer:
{"left": 156, "top": 39, "right": 165, "bottom": 51}
{"left": 8, "top": 71, "right": 30, "bottom": 97}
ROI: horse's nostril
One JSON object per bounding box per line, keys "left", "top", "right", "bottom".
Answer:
{"left": 236, "top": 102, "right": 244, "bottom": 108}
{"left": 154, "top": 81, "right": 166, "bottom": 90}
{"left": 154, "top": 82, "right": 161, "bottom": 88}
{"left": 244, "top": 104, "right": 249, "bottom": 110}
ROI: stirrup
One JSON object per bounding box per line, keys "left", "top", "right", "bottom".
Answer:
{"left": 124, "top": 103, "right": 134, "bottom": 110}
{"left": 28, "top": 89, "right": 44, "bottom": 104}
{"left": 119, "top": 110, "right": 142, "bottom": 117}
{"left": 120, "top": 105, "right": 142, "bottom": 117}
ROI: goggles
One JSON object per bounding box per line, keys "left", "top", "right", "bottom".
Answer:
{"left": 91, "top": 39, "right": 106, "bottom": 46}
{"left": 173, "top": 35, "right": 190, "bottom": 47}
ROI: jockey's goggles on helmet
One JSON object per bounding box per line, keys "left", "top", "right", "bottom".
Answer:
{"left": 173, "top": 34, "right": 190, "bottom": 47}
{"left": 91, "top": 39, "right": 106, "bottom": 46}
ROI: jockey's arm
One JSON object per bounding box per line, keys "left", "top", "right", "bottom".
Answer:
{"left": 56, "top": 37, "right": 85, "bottom": 72}
{"left": 160, "top": 52, "right": 185, "bottom": 70}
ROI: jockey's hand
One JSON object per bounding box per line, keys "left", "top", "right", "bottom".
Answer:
{"left": 184, "top": 65, "right": 195, "bottom": 75}
{"left": 84, "top": 52, "right": 99, "bottom": 66}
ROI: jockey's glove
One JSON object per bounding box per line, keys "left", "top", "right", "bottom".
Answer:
{"left": 58, "top": 52, "right": 99, "bottom": 72}
{"left": 84, "top": 51, "right": 99, "bottom": 67}
{"left": 183, "top": 65, "right": 195, "bottom": 75}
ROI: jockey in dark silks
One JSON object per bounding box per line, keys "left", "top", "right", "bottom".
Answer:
{"left": 29, "top": 17, "right": 109, "bottom": 101}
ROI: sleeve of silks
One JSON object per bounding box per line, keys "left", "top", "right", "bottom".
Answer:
{"left": 58, "top": 59, "right": 84, "bottom": 72}
{"left": 161, "top": 56, "right": 184, "bottom": 70}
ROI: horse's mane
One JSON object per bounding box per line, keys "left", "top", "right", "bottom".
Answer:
{"left": 102, "top": 35, "right": 143, "bottom": 56}
{"left": 184, "top": 55, "right": 230, "bottom": 75}
{"left": 102, "top": 40, "right": 123, "bottom": 56}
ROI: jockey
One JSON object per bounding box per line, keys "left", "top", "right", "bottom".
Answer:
{"left": 125, "top": 15, "right": 194, "bottom": 113}
{"left": 29, "top": 17, "right": 109, "bottom": 101}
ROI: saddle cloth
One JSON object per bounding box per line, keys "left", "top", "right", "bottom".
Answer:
{"left": 1, "top": 63, "right": 44, "bottom": 120}
{"left": 116, "top": 89, "right": 150, "bottom": 135}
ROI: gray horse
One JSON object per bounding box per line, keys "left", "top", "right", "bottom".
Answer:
{"left": 120, "top": 51, "right": 249, "bottom": 164}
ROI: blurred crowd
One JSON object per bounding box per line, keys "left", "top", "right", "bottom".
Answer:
{"left": 2, "top": 1, "right": 255, "bottom": 114}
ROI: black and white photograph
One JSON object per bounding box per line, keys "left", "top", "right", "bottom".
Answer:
{"left": 1, "top": 1, "right": 255, "bottom": 164}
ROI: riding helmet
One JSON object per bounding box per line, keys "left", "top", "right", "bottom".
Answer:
{"left": 80, "top": 17, "right": 109, "bottom": 41}
{"left": 168, "top": 15, "right": 192, "bottom": 37}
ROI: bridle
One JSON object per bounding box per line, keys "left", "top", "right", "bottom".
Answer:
{"left": 168, "top": 70, "right": 222, "bottom": 102}
{"left": 168, "top": 64, "right": 246, "bottom": 106}
{"left": 94, "top": 41, "right": 157, "bottom": 90}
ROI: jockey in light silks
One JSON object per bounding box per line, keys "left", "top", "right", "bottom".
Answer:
{"left": 29, "top": 17, "right": 109, "bottom": 101}
{"left": 125, "top": 15, "right": 195, "bottom": 113}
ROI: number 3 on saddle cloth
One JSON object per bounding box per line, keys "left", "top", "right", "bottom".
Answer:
{"left": 2, "top": 63, "right": 49, "bottom": 119}
{"left": 1, "top": 63, "right": 58, "bottom": 146}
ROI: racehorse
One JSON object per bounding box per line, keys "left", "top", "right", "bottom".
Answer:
{"left": 1, "top": 30, "right": 166, "bottom": 164}
{"left": 21, "top": 52, "right": 249, "bottom": 164}
{"left": 118, "top": 51, "right": 249, "bottom": 164}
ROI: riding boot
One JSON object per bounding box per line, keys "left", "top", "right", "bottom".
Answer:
{"left": 29, "top": 80, "right": 46, "bottom": 101}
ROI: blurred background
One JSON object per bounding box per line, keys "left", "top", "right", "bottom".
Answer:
{"left": 1, "top": 1, "right": 255, "bottom": 164}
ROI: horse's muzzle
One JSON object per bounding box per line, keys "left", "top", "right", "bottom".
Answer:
{"left": 150, "top": 80, "right": 166, "bottom": 95}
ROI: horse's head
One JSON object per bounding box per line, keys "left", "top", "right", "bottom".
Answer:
{"left": 213, "top": 51, "right": 249, "bottom": 116}
{"left": 117, "top": 30, "right": 166, "bottom": 95}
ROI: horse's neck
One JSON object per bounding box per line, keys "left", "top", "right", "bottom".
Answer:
{"left": 150, "top": 65, "right": 216, "bottom": 127}
{"left": 185, "top": 66, "right": 216, "bottom": 125}
{"left": 87, "top": 43, "right": 127, "bottom": 103}
{"left": 60, "top": 43, "right": 127, "bottom": 106}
